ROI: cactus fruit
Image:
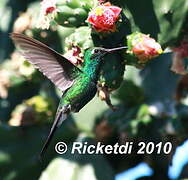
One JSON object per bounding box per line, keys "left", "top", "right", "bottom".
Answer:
{"left": 124, "top": 32, "right": 163, "bottom": 68}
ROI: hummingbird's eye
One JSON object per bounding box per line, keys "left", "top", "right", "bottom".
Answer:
{"left": 94, "top": 49, "right": 100, "bottom": 54}
{"left": 92, "top": 49, "right": 100, "bottom": 55}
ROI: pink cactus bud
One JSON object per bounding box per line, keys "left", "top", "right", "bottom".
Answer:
{"left": 87, "top": 2, "right": 121, "bottom": 33}
{"left": 128, "top": 32, "right": 163, "bottom": 62}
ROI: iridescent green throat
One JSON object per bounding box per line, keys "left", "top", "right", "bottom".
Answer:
{"left": 82, "top": 49, "right": 103, "bottom": 82}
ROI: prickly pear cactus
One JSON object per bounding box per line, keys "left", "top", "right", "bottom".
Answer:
{"left": 2, "top": 0, "right": 188, "bottom": 180}
{"left": 113, "top": 80, "right": 145, "bottom": 107}
{"left": 99, "top": 53, "right": 125, "bottom": 90}
{"left": 55, "top": 0, "right": 98, "bottom": 27}
{"left": 65, "top": 26, "right": 94, "bottom": 52}
{"left": 153, "top": 0, "right": 188, "bottom": 47}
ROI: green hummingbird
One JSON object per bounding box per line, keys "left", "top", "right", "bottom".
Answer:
{"left": 10, "top": 33, "right": 127, "bottom": 157}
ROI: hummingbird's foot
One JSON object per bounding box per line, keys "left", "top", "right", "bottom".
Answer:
{"left": 105, "top": 97, "right": 117, "bottom": 112}
{"left": 97, "top": 84, "right": 117, "bottom": 111}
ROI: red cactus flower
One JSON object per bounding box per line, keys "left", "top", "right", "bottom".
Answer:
{"left": 128, "top": 32, "right": 163, "bottom": 62}
{"left": 87, "top": 2, "right": 122, "bottom": 33}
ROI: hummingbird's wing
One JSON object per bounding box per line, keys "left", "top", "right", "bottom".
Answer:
{"left": 10, "top": 33, "right": 83, "bottom": 92}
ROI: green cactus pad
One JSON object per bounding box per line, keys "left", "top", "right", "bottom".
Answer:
{"left": 65, "top": 26, "right": 94, "bottom": 52}
{"left": 55, "top": 0, "right": 98, "bottom": 27}
{"left": 113, "top": 80, "right": 145, "bottom": 107}
{"left": 99, "top": 53, "right": 125, "bottom": 90}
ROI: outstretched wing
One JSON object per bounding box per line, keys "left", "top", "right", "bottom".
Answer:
{"left": 10, "top": 33, "right": 83, "bottom": 92}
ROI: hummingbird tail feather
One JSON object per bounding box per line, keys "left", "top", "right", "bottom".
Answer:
{"left": 57, "top": 112, "right": 67, "bottom": 127}
{"left": 39, "top": 105, "right": 70, "bottom": 159}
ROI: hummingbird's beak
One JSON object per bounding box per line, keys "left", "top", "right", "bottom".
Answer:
{"left": 105, "top": 46, "right": 127, "bottom": 53}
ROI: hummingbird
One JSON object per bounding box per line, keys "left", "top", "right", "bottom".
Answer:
{"left": 10, "top": 33, "right": 127, "bottom": 158}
